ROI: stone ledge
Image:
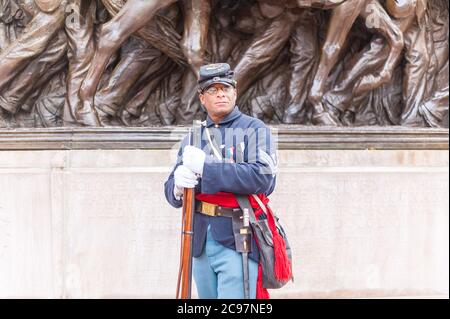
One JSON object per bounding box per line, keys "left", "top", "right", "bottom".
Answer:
{"left": 0, "top": 126, "right": 448, "bottom": 150}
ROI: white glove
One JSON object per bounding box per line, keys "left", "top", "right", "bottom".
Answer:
{"left": 182, "top": 145, "right": 206, "bottom": 176}
{"left": 173, "top": 165, "right": 198, "bottom": 200}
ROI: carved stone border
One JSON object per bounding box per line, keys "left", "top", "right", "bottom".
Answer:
{"left": 0, "top": 126, "right": 448, "bottom": 150}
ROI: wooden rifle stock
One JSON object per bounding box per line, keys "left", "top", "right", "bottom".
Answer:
{"left": 176, "top": 186, "right": 195, "bottom": 299}
{"left": 176, "top": 121, "right": 201, "bottom": 299}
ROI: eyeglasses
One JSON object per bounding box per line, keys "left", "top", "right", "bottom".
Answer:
{"left": 203, "top": 86, "right": 234, "bottom": 95}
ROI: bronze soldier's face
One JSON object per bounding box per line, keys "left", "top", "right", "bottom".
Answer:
{"left": 199, "top": 83, "right": 237, "bottom": 120}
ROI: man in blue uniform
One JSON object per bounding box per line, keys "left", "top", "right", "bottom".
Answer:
{"left": 164, "top": 63, "right": 278, "bottom": 299}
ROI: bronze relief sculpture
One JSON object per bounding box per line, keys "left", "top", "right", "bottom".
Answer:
{"left": 0, "top": 0, "right": 447, "bottom": 128}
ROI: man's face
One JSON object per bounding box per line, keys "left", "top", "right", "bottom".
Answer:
{"left": 199, "top": 83, "right": 237, "bottom": 120}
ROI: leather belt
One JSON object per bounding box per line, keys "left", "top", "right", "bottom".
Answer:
{"left": 196, "top": 201, "right": 242, "bottom": 218}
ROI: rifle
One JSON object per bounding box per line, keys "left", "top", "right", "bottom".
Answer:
{"left": 176, "top": 120, "right": 202, "bottom": 299}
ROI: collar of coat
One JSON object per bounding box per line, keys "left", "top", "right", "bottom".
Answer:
{"left": 205, "top": 106, "right": 242, "bottom": 128}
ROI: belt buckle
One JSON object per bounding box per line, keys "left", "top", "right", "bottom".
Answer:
{"left": 202, "top": 202, "right": 217, "bottom": 217}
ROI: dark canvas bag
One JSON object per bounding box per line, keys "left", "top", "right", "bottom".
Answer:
{"left": 236, "top": 194, "right": 293, "bottom": 289}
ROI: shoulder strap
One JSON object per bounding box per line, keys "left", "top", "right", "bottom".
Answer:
{"left": 251, "top": 194, "right": 268, "bottom": 215}
{"left": 205, "top": 127, "right": 223, "bottom": 160}
{"left": 235, "top": 195, "right": 258, "bottom": 224}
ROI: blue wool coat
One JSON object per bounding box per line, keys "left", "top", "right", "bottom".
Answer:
{"left": 164, "top": 106, "right": 277, "bottom": 262}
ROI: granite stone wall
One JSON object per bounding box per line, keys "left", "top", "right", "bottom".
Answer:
{"left": 0, "top": 149, "right": 448, "bottom": 298}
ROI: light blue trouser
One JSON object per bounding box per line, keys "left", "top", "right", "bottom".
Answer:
{"left": 193, "top": 225, "right": 258, "bottom": 299}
